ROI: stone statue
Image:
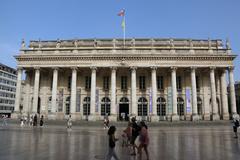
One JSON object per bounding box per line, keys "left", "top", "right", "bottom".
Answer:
{"left": 170, "top": 39, "right": 174, "bottom": 48}
{"left": 56, "top": 39, "right": 61, "bottom": 48}
{"left": 94, "top": 39, "right": 97, "bottom": 47}
{"left": 226, "top": 38, "right": 231, "bottom": 50}
{"left": 38, "top": 38, "right": 42, "bottom": 48}
{"left": 21, "top": 39, "right": 26, "bottom": 49}
{"left": 189, "top": 39, "right": 193, "bottom": 49}
{"left": 208, "top": 38, "right": 211, "bottom": 50}
{"left": 74, "top": 39, "right": 78, "bottom": 48}
{"left": 131, "top": 38, "right": 135, "bottom": 47}
{"left": 113, "top": 39, "right": 116, "bottom": 48}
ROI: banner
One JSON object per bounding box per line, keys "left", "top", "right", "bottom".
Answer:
{"left": 149, "top": 88, "right": 152, "bottom": 114}
{"left": 58, "top": 88, "right": 63, "bottom": 112}
{"left": 76, "top": 88, "right": 81, "bottom": 112}
{"left": 167, "top": 86, "right": 172, "bottom": 114}
{"left": 186, "top": 88, "right": 191, "bottom": 113}
{"left": 95, "top": 88, "right": 99, "bottom": 113}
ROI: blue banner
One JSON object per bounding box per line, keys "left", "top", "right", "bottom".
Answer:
{"left": 95, "top": 89, "right": 99, "bottom": 112}
{"left": 149, "top": 88, "right": 152, "bottom": 113}
{"left": 186, "top": 88, "right": 191, "bottom": 113}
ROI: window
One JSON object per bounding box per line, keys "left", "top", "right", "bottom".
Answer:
{"left": 176, "top": 76, "right": 182, "bottom": 91}
{"left": 68, "top": 76, "right": 71, "bottom": 90}
{"left": 196, "top": 76, "right": 200, "bottom": 92}
{"left": 197, "top": 97, "right": 202, "bottom": 115}
{"left": 83, "top": 97, "right": 90, "bottom": 115}
{"left": 139, "top": 76, "right": 146, "bottom": 90}
{"left": 121, "top": 76, "right": 127, "bottom": 90}
{"left": 157, "top": 76, "right": 164, "bottom": 90}
{"left": 138, "top": 97, "right": 148, "bottom": 116}
{"left": 65, "top": 96, "right": 70, "bottom": 115}
{"left": 101, "top": 97, "right": 111, "bottom": 116}
{"left": 103, "top": 76, "right": 109, "bottom": 90}
{"left": 177, "top": 97, "right": 184, "bottom": 116}
{"left": 157, "top": 97, "right": 166, "bottom": 116}
{"left": 48, "top": 97, "right": 52, "bottom": 113}
{"left": 85, "top": 76, "right": 91, "bottom": 90}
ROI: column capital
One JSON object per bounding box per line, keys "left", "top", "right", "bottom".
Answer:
{"left": 52, "top": 67, "right": 59, "bottom": 71}
{"left": 70, "top": 67, "right": 78, "bottom": 70}
{"left": 90, "top": 66, "right": 97, "bottom": 71}
{"left": 130, "top": 66, "right": 137, "bottom": 71}
{"left": 190, "top": 66, "right": 197, "bottom": 71}
{"left": 110, "top": 67, "right": 117, "bottom": 71}
{"left": 34, "top": 67, "right": 40, "bottom": 70}
{"left": 17, "top": 67, "right": 23, "bottom": 71}
{"left": 170, "top": 66, "right": 177, "bottom": 71}
{"left": 210, "top": 67, "right": 216, "bottom": 71}
{"left": 228, "top": 66, "right": 234, "bottom": 71}
{"left": 150, "top": 66, "right": 157, "bottom": 70}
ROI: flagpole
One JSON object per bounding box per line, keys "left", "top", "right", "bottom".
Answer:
{"left": 123, "top": 15, "right": 126, "bottom": 48}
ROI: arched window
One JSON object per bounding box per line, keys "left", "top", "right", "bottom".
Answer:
{"left": 120, "top": 97, "right": 129, "bottom": 103}
{"left": 197, "top": 97, "right": 202, "bottom": 115}
{"left": 83, "top": 97, "right": 90, "bottom": 115}
{"left": 177, "top": 97, "right": 184, "bottom": 116}
{"left": 66, "top": 96, "right": 70, "bottom": 115}
{"left": 157, "top": 97, "right": 166, "bottom": 116}
{"left": 138, "top": 97, "right": 148, "bottom": 116}
{"left": 101, "top": 97, "right": 111, "bottom": 116}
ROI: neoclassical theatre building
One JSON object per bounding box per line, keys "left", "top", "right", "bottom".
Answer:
{"left": 14, "top": 38, "right": 238, "bottom": 121}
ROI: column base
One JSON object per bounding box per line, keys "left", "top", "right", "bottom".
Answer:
{"left": 166, "top": 114, "right": 172, "bottom": 121}
{"left": 109, "top": 114, "right": 117, "bottom": 122}
{"left": 211, "top": 113, "right": 220, "bottom": 121}
{"left": 192, "top": 114, "right": 200, "bottom": 121}
{"left": 203, "top": 114, "right": 211, "bottom": 120}
{"left": 185, "top": 114, "right": 192, "bottom": 121}
{"left": 171, "top": 114, "right": 180, "bottom": 121}
{"left": 48, "top": 113, "right": 57, "bottom": 120}
{"left": 150, "top": 115, "right": 159, "bottom": 122}
{"left": 222, "top": 113, "right": 230, "bottom": 120}
{"left": 70, "top": 113, "right": 82, "bottom": 120}
{"left": 88, "top": 114, "right": 98, "bottom": 121}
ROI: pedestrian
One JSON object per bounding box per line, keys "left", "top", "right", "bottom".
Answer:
{"left": 33, "top": 114, "right": 38, "bottom": 126}
{"left": 104, "top": 115, "right": 110, "bottom": 129}
{"left": 233, "top": 118, "right": 240, "bottom": 138}
{"left": 130, "top": 117, "right": 141, "bottom": 156}
{"left": 67, "top": 114, "right": 72, "bottom": 129}
{"left": 138, "top": 121, "right": 150, "bottom": 160}
{"left": 2, "top": 115, "right": 8, "bottom": 127}
{"left": 122, "top": 121, "right": 132, "bottom": 147}
{"left": 29, "top": 115, "right": 33, "bottom": 126}
{"left": 20, "top": 116, "right": 24, "bottom": 127}
{"left": 40, "top": 115, "right": 44, "bottom": 127}
{"left": 106, "top": 125, "right": 120, "bottom": 160}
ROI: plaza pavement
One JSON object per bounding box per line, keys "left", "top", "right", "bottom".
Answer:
{"left": 0, "top": 120, "right": 240, "bottom": 160}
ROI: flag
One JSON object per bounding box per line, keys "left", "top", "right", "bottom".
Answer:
{"left": 118, "top": 9, "right": 125, "bottom": 17}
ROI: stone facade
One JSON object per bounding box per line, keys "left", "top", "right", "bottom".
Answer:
{"left": 14, "top": 38, "right": 239, "bottom": 121}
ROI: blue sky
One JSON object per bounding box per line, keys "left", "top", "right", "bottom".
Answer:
{"left": 0, "top": 0, "right": 239, "bottom": 80}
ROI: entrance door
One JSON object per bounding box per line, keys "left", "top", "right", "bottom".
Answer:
{"left": 119, "top": 104, "right": 129, "bottom": 121}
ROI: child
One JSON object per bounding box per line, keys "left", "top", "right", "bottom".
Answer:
{"left": 122, "top": 121, "right": 132, "bottom": 147}
{"left": 106, "top": 126, "right": 119, "bottom": 160}
{"left": 233, "top": 118, "right": 240, "bottom": 138}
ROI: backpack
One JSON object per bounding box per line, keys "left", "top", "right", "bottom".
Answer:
{"left": 235, "top": 120, "right": 239, "bottom": 127}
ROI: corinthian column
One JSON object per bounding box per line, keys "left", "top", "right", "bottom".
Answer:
{"left": 228, "top": 67, "right": 239, "bottom": 118}
{"left": 131, "top": 67, "right": 137, "bottom": 116}
{"left": 89, "top": 67, "right": 97, "bottom": 121}
{"left": 151, "top": 67, "right": 158, "bottom": 121}
{"left": 13, "top": 68, "right": 23, "bottom": 118}
{"left": 51, "top": 68, "right": 58, "bottom": 115}
{"left": 210, "top": 67, "right": 220, "bottom": 120}
{"left": 110, "top": 67, "right": 117, "bottom": 121}
{"left": 191, "top": 67, "right": 199, "bottom": 121}
{"left": 32, "top": 68, "right": 40, "bottom": 114}
{"left": 171, "top": 67, "right": 179, "bottom": 121}
{"left": 220, "top": 69, "right": 229, "bottom": 120}
{"left": 70, "top": 68, "right": 77, "bottom": 115}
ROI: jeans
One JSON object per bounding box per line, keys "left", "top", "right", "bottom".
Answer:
{"left": 106, "top": 147, "right": 119, "bottom": 160}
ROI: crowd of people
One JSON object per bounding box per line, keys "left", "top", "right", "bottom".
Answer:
{"left": 19, "top": 114, "right": 44, "bottom": 127}
{"left": 106, "top": 117, "right": 150, "bottom": 160}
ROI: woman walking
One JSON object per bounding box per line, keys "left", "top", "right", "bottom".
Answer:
{"left": 106, "top": 126, "right": 120, "bottom": 160}
{"left": 138, "top": 121, "right": 149, "bottom": 160}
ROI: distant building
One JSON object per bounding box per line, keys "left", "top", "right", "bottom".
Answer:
{"left": 235, "top": 81, "right": 240, "bottom": 114}
{"left": 0, "top": 63, "right": 17, "bottom": 117}
{"left": 14, "top": 38, "right": 238, "bottom": 121}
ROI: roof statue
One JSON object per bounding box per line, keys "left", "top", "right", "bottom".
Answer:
{"left": 21, "top": 39, "right": 26, "bottom": 49}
